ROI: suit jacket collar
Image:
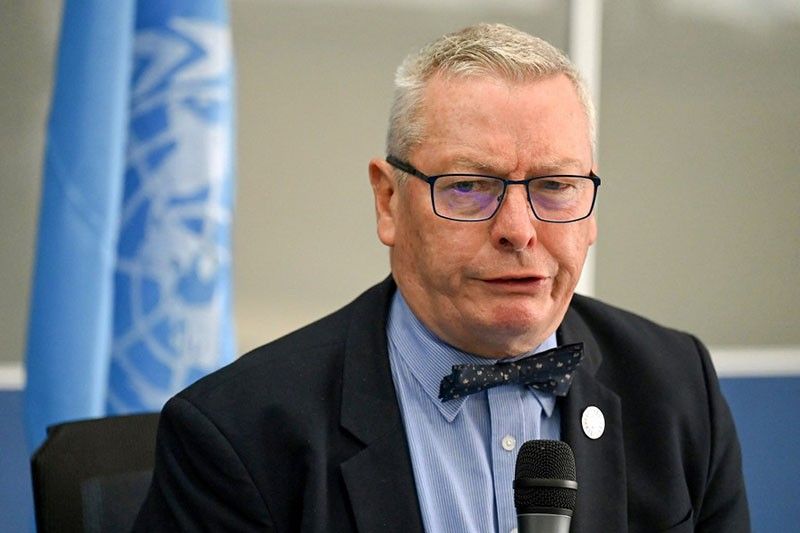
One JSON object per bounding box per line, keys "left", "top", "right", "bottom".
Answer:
{"left": 559, "top": 301, "right": 628, "bottom": 533}
{"left": 339, "top": 277, "right": 425, "bottom": 533}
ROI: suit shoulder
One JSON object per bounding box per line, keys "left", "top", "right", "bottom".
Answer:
{"left": 566, "top": 293, "right": 713, "bottom": 387}
{"left": 182, "top": 307, "right": 347, "bottom": 401}
{"left": 569, "top": 293, "right": 697, "bottom": 347}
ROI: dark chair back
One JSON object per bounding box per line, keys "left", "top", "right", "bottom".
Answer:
{"left": 31, "top": 413, "right": 160, "bottom": 533}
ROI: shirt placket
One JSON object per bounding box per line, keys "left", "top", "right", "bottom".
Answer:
{"left": 488, "top": 385, "right": 541, "bottom": 533}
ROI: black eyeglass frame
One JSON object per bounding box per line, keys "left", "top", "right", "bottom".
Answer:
{"left": 386, "top": 155, "right": 601, "bottom": 223}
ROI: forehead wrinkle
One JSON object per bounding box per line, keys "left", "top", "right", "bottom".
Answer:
{"left": 416, "top": 76, "right": 590, "bottom": 176}
{"left": 422, "top": 139, "right": 588, "bottom": 179}
{"left": 420, "top": 81, "right": 517, "bottom": 167}
{"left": 417, "top": 135, "right": 515, "bottom": 173}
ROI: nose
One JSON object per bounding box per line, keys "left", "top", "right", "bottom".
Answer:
{"left": 489, "top": 184, "right": 537, "bottom": 252}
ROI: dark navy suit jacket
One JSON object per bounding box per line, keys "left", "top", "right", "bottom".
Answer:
{"left": 134, "top": 277, "right": 749, "bottom": 532}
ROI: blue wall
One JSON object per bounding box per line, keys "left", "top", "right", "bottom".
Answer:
{"left": 3, "top": 378, "right": 798, "bottom": 532}
{"left": 0, "top": 391, "right": 33, "bottom": 533}
{"left": 720, "top": 377, "right": 800, "bottom": 531}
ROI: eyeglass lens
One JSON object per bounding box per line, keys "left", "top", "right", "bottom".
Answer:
{"left": 433, "top": 175, "right": 595, "bottom": 222}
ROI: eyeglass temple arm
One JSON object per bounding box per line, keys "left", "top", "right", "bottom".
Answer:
{"left": 386, "top": 156, "right": 431, "bottom": 182}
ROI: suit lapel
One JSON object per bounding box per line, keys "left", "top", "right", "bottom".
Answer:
{"left": 559, "top": 305, "right": 628, "bottom": 533}
{"left": 339, "top": 279, "right": 424, "bottom": 533}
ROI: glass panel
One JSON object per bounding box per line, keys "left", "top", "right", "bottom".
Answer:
{"left": 596, "top": 0, "right": 800, "bottom": 346}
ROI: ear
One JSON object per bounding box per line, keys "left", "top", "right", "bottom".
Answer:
{"left": 369, "top": 158, "right": 398, "bottom": 247}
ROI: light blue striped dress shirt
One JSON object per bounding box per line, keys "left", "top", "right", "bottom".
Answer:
{"left": 387, "top": 291, "right": 560, "bottom": 533}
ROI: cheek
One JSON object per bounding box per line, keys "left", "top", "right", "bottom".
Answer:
{"left": 392, "top": 204, "right": 441, "bottom": 279}
{"left": 398, "top": 221, "right": 479, "bottom": 288}
{"left": 540, "top": 225, "right": 593, "bottom": 274}
{"left": 410, "top": 229, "right": 458, "bottom": 283}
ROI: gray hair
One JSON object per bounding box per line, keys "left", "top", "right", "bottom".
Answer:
{"left": 386, "top": 23, "right": 596, "bottom": 161}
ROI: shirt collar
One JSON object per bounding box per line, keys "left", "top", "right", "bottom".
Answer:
{"left": 387, "top": 290, "right": 558, "bottom": 422}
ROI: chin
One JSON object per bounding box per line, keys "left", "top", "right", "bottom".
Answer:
{"left": 493, "top": 300, "right": 554, "bottom": 326}
{"left": 485, "top": 302, "right": 561, "bottom": 343}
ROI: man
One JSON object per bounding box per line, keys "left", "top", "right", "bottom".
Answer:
{"left": 134, "top": 24, "right": 749, "bottom": 532}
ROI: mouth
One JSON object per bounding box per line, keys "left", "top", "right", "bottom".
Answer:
{"left": 481, "top": 275, "right": 549, "bottom": 289}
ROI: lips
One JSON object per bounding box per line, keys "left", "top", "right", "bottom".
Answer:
{"left": 483, "top": 272, "right": 546, "bottom": 281}
{"left": 479, "top": 276, "right": 551, "bottom": 297}
{"left": 482, "top": 275, "right": 549, "bottom": 286}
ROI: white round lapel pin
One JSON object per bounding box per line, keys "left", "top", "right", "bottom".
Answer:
{"left": 581, "top": 405, "right": 605, "bottom": 439}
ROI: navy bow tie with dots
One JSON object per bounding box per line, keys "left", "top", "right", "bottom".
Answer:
{"left": 438, "top": 343, "right": 584, "bottom": 402}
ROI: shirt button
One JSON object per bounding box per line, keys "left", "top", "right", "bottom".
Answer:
{"left": 501, "top": 434, "right": 517, "bottom": 451}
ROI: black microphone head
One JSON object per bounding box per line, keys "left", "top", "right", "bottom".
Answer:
{"left": 514, "top": 440, "right": 577, "bottom": 514}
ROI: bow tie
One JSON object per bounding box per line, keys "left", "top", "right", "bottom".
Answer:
{"left": 438, "top": 343, "right": 584, "bottom": 402}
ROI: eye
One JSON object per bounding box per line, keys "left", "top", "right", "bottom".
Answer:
{"left": 451, "top": 180, "right": 479, "bottom": 193}
{"left": 539, "top": 179, "right": 572, "bottom": 191}
{"left": 442, "top": 177, "right": 499, "bottom": 194}
{"left": 530, "top": 177, "right": 584, "bottom": 196}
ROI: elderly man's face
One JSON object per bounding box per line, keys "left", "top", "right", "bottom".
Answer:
{"left": 369, "top": 73, "right": 596, "bottom": 357}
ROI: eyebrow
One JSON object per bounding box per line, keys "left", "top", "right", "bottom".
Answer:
{"left": 449, "top": 157, "right": 498, "bottom": 173}
{"left": 449, "top": 156, "right": 588, "bottom": 175}
{"left": 534, "top": 157, "right": 587, "bottom": 174}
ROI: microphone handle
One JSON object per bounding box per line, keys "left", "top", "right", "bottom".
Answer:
{"left": 517, "top": 512, "right": 571, "bottom": 533}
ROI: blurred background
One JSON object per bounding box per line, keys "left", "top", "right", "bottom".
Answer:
{"left": 1, "top": 0, "right": 798, "bottom": 531}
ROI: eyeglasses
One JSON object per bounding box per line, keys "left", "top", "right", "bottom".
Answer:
{"left": 386, "top": 156, "right": 601, "bottom": 223}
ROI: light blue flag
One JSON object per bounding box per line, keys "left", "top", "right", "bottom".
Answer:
{"left": 24, "top": 0, "right": 136, "bottom": 449}
{"left": 25, "top": 0, "right": 236, "bottom": 448}
{"left": 107, "top": 0, "right": 236, "bottom": 414}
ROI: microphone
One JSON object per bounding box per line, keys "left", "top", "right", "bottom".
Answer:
{"left": 514, "top": 440, "right": 578, "bottom": 533}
